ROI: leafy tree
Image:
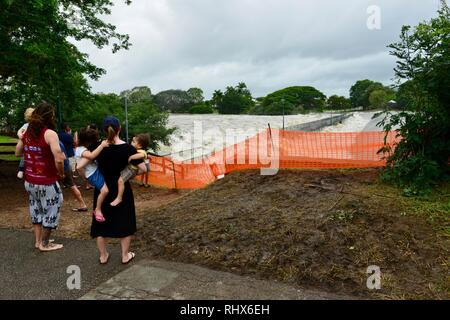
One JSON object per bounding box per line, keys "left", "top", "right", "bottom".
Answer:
{"left": 216, "top": 83, "right": 255, "bottom": 114}
{"left": 349, "top": 80, "right": 378, "bottom": 108}
{"left": 61, "top": 89, "right": 175, "bottom": 151}
{"left": 188, "top": 103, "right": 214, "bottom": 114}
{"left": 186, "top": 88, "right": 204, "bottom": 105}
{"left": 127, "top": 100, "right": 176, "bottom": 151}
{"left": 350, "top": 80, "right": 386, "bottom": 109}
{"left": 350, "top": 80, "right": 395, "bottom": 109}
{"left": 120, "top": 86, "right": 152, "bottom": 103}
{"left": 379, "top": 1, "right": 450, "bottom": 193}
{"left": 257, "top": 86, "right": 326, "bottom": 115}
{"left": 327, "top": 95, "right": 351, "bottom": 110}
{"left": 211, "top": 90, "right": 224, "bottom": 109}
{"left": 369, "top": 90, "right": 389, "bottom": 109}
{"left": 153, "top": 89, "right": 205, "bottom": 113}
{"left": 396, "top": 80, "right": 420, "bottom": 110}
{"left": 0, "top": 0, "right": 132, "bottom": 132}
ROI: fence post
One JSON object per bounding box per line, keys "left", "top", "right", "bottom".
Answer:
{"left": 172, "top": 161, "right": 177, "bottom": 190}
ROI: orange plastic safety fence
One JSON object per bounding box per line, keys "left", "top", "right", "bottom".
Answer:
{"left": 136, "top": 130, "right": 398, "bottom": 189}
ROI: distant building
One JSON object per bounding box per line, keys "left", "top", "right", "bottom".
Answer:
{"left": 388, "top": 100, "right": 398, "bottom": 109}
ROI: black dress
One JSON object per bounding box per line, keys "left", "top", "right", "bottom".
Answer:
{"left": 90, "top": 143, "right": 137, "bottom": 238}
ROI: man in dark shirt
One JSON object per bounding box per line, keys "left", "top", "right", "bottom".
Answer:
{"left": 59, "top": 142, "right": 88, "bottom": 212}
{"left": 58, "top": 123, "right": 76, "bottom": 177}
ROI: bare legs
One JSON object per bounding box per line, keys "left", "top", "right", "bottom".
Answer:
{"left": 96, "top": 237, "right": 109, "bottom": 263}
{"left": 120, "top": 236, "right": 133, "bottom": 263}
{"left": 110, "top": 177, "right": 125, "bottom": 207}
{"left": 33, "top": 224, "right": 42, "bottom": 248}
{"left": 96, "top": 236, "right": 134, "bottom": 264}
{"left": 34, "top": 225, "right": 63, "bottom": 251}
{"left": 94, "top": 184, "right": 109, "bottom": 221}
{"left": 70, "top": 185, "right": 87, "bottom": 209}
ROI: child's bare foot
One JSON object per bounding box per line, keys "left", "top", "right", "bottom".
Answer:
{"left": 110, "top": 198, "right": 122, "bottom": 207}
{"left": 94, "top": 209, "right": 106, "bottom": 222}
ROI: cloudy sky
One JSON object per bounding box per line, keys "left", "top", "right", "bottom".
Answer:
{"left": 77, "top": 0, "right": 442, "bottom": 98}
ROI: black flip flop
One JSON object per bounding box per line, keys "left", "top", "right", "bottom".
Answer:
{"left": 72, "top": 207, "right": 88, "bottom": 212}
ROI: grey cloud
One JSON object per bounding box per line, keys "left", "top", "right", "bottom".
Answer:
{"left": 77, "top": 0, "right": 441, "bottom": 98}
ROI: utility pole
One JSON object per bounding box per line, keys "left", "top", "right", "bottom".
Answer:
{"left": 281, "top": 98, "right": 285, "bottom": 130}
{"left": 124, "top": 96, "right": 129, "bottom": 143}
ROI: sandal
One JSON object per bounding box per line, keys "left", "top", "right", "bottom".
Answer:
{"left": 93, "top": 209, "right": 106, "bottom": 222}
{"left": 72, "top": 207, "right": 88, "bottom": 212}
{"left": 122, "top": 252, "right": 136, "bottom": 264}
{"left": 99, "top": 252, "right": 110, "bottom": 265}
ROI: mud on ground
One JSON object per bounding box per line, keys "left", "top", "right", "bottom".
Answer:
{"left": 135, "top": 169, "right": 449, "bottom": 299}
{"left": 0, "top": 161, "right": 188, "bottom": 240}
{"left": 1, "top": 161, "right": 448, "bottom": 299}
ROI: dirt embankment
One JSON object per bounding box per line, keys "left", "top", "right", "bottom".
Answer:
{"left": 0, "top": 161, "right": 188, "bottom": 240}
{"left": 135, "top": 169, "right": 449, "bottom": 299}
{"left": 2, "top": 160, "right": 448, "bottom": 299}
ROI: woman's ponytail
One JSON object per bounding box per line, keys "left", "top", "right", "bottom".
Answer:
{"left": 107, "top": 125, "right": 116, "bottom": 143}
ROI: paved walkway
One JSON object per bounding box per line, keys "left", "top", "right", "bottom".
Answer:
{"left": 80, "top": 259, "right": 351, "bottom": 300}
{"left": 0, "top": 228, "right": 128, "bottom": 299}
{"left": 1, "top": 229, "right": 352, "bottom": 300}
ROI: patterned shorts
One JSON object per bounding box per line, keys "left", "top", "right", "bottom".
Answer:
{"left": 24, "top": 181, "right": 63, "bottom": 229}
{"left": 120, "top": 165, "right": 139, "bottom": 183}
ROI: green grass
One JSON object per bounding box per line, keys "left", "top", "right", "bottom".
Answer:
{"left": 365, "top": 176, "right": 450, "bottom": 237}
{"left": 0, "top": 135, "right": 20, "bottom": 161}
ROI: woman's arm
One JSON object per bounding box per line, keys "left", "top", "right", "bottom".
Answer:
{"left": 76, "top": 156, "right": 91, "bottom": 170}
{"left": 15, "top": 139, "right": 24, "bottom": 157}
{"left": 81, "top": 140, "right": 109, "bottom": 160}
{"left": 128, "top": 152, "right": 146, "bottom": 163}
{"left": 73, "top": 131, "right": 78, "bottom": 147}
{"left": 45, "top": 130, "right": 65, "bottom": 177}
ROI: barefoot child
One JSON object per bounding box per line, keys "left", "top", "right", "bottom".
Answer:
{"left": 110, "top": 133, "right": 150, "bottom": 206}
{"left": 75, "top": 127, "right": 109, "bottom": 222}
{"left": 16, "top": 107, "right": 34, "bottom": 179}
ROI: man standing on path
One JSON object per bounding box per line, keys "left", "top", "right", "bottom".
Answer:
{"left": 59, "top": 123, "right": 77, "bottom": 178}
{"left": 60, "top": 141, "right": 88, "bottom": 212}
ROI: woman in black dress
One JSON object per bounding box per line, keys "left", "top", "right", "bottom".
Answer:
{"left": 91, "top": 116, "right": 145, "bottom": 264}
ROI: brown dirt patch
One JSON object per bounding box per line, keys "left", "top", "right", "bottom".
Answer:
{"left": 134, "top": 169, "right": 449, "bottom": 299}
{"left": 2, "top": 160, "right": 448, "bottom": 299}
{"left": 0, "top": 161, "right": 189, "bottom": 240}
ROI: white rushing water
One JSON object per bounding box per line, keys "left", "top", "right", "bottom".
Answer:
{"left": 321, "top": 111, "right": 381, "bottom": 132}
{"left": 160, "top": 113, "right": 331, "bottom": 160}
{"left": 158, "top": 112, "right": 384, "bottom": 160}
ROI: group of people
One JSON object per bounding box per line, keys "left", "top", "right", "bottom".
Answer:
{"left": 15, "top": 102, "right": 150, "bottom": 264}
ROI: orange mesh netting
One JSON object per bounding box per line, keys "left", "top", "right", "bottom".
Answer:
{"left": 136, "top": 129, "right": 398, "bottom": 189}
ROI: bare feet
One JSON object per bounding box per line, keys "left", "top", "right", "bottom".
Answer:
{"left": 110, "top": 198, "right": 122, "bottom": 207}
{"left": 35, "top": 239, "right": 55, "bottom": 249}
{"left": 39, "top": 242, "right": 63, "bottom": 252}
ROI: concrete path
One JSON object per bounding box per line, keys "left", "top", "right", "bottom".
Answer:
{"left": 80, "top": 259, "right": 352, "bottom": 300}
{"left": 1, "top": 229, "right": 352, "bottom": 300}
{"left": 0, "top": 228, "right": 128, "bottom": 300}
